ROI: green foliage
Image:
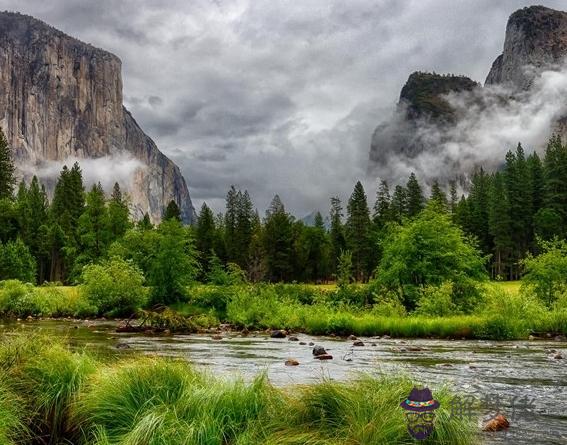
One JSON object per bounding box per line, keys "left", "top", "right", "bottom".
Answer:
{"left": 0, "top": 238, "right": 36, "bottom": 282}
{"left": 345, "top": 181, "right": 372, "bottom": 280}
{"left": 80, "top": 257, "right": 147, "bottom": 316}
{"left": 163, "top": 199, "right": 181, "bottom": 221}
{"left": 263, "top": 195, "right": 293, "bottom": 281}
{"left": 521, "top": 238, "right": 567, "bottom": 306}
{"left": 375, "top": 207, "right": 487, "bottom": 310}
{"left": 149, "top": 220, "right": 198, "bottom": 304}
{"left": 416, "top": 282, "right": 458, "bottom": 317}
{"left": 336, "top": 250, "right": 353, "bottom": 288}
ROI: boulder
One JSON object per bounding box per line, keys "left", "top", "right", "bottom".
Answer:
{"left": 482, "top": 414, "right": 509, "bottom": 432}
{"left": 285, "top": 358, "right": 300, "bottom": 366}
{"left": 308, "top": 342, "right": 315, "bottom": 346}
{"left": 312, "top": 345, "right": 327, "bottom": 356}
{"left": 288, "top": 336, "right": 299, "bottom": 341}
{"left": 299, "top": 341, "right": 307, "bottom": 345}
{"left": 347, "top": 335, "right": 358, "bottom": 341}
{"left": 353, "top": 340, "right": 365, "bottom": 347}
{"left": 314, "top": 354, "right": 333, "bottom": 360}
{"left": 270, "top": 330, "right": 287, "bottom": 339}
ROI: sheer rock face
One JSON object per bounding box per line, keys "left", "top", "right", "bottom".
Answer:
{"left": 485, "top": 6, "right": 567, "bottom": 90}
{"left": 0, "top": 11, "right": 195, "bottom": 223}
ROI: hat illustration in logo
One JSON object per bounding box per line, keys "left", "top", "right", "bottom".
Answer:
{"left": 400, "top": 387, "right": 440, "bottom": 412}
{"left": 400, "top": 387, "right": 440, "bottom": 440}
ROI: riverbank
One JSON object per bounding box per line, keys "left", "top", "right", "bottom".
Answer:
{"left": 1, "top": 281, "right": 566, "bottom": 340}
{"left": 0, "top": 333, "right": 477, "bottom": 445}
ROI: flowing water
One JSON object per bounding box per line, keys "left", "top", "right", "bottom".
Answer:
{"left": 1, "top": 319, "right": 566, "bottom": 444}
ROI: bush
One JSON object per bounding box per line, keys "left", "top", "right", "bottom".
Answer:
{"left": 415, "top": 282, "right": 458, "bottom": 317}
{"left": 80, "top": 257, "right": 147, "bottom": 316}
{"left": 521, "top": 238, "right": 567, "bottom": 306}
{"left": 0, "top": 238, "right": 36, "bottom": 283}
{"left": 0, "top": 279, "right": 54, "bottom": 317}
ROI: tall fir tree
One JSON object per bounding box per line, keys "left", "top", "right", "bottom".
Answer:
{"left": 406, "top": 173, "right": 425, "bottom": 218}
{"left": 429, "top": 179, "right": 448, "bottom": 211}
{"left": 329, "top": 196, "right": 346, "bottom": 275}
{"left": 263, "top": 195, "right": 293, "bottom": 281}
{"left": 164, "top": 200, "right": 181, "bottom": 221}
{"left": 488, "top": 172, "right": 513, "bottom": 279}
{"left": 345, "top": 181, "right": 372, "bottom": 281}
{"left": 391, "top": 185, "right": 408, "bottom": 223}
{"left": 107, "top": 183, "right": 131, "bottom": 241}
{"left": 195, "top": 202, "right": 216, "bottom": 277}
{"left": 373, "top": 180, "right": 392, "bottom": 228}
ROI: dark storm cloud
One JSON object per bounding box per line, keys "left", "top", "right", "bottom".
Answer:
{"left": 3, "top": 0, "right": 567, "bottom": 216}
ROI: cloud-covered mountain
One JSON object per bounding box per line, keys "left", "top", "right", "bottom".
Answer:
{"left": 369, "top": 5, "right": 567, "bottom": 188}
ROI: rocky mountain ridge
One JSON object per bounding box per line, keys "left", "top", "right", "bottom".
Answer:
{"left": 0, "top": 11, "right": 195, "bottom": 223}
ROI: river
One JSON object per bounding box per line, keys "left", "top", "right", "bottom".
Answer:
{"left": 2, "top": 319, "right": 566, "bottom": 444}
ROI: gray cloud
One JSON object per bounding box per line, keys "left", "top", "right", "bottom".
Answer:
{"left": 3, "top": 0, "right": 567, "bottom": 216}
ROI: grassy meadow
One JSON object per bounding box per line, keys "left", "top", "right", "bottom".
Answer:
{"left": 0, "top": 333, "right": 477, "bottom": 445}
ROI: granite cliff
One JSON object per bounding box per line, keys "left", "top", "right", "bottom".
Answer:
{"left": 0, "top": 11, "right": 195, "bottom": 223}
{"left": 369, "top": 5, "right": 567, "bottom": 183}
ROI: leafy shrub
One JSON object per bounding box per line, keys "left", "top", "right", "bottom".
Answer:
{"left": 415, "top": 282, "right": 458, "bottom": 317}
{"left": 0, "top": 280, "right": 54, "bottom": 317}
{"left": 521, "top": 238, "right": 567, "bottom": 306}
{"left": 0, "top": 239, "right": 36, "bottom": 283}
{"left": 371, "top": 292, "right": 407, "bottom": 317}
{"left": 80, "top": 257, "right": 147, "bottom": 316}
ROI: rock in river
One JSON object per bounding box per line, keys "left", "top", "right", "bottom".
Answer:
{"left": 312, "top": 345, "right": 327, "bottom": 356}
{"left": 353, "top": 340, "right": 365, "bottom": 347}
{"left": 482, "top": 414, "right": 510, "bottom": 432}
{"left": 285, "top": 358, "right": 300, "bottom": 366}
{"left": 314, "top": 354, "right": 333, "bottom": 360}
{"left": 271, "top": 330, "right": 287, "bottom": 338}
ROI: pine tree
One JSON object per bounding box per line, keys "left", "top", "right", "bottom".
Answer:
{"left": 263, "top": 195, "right": 293, "bottom": 281}
{"left": 18, "top": 176, "right": 49, "bottom": 283}
{"left": 224, "top": 186, "right": 239, "bottom": 261}
{"left": 0, "top": 128, "right": 15, "bottom": 200}
{"left": 429, "top": 179, "right": 447, "bottom": 211}
{"left": 329, "top": 196, "right": 346, "bottom": 275}
{"left": 406, "top": 173, "right": 425, "bottom": 217}
{"left": 373, "top": 180, "right": 392, "bottom": 228}
{"left": 164, "top": 200, "right": 181, "bottom": 221}
{"left": 137, "top": 213, "right": 153, "bottom": 231}
{"left": 345, "top": 181, "right": 372, "bottom": 281}
{"left": 488, "top": 172, "right": 513, "bottom": 279}
{"left": 248, "top": 211, "right": 266, "bottom": 282}
{"left": 391, "top": 185, "right": 408, "bottom": 223}
{"left": 195, "top": 202, "right": 216, "bottom": 277}
{"left": 467, "top": 167, "right": 492, "bottom": 255}
{"left": 76, "top": 183, "right": 110, "bottom": 274}
{"left": 108, "top": 183, "right": 131, "bottom": 241}
{"left": 234, "top": 190, "right": 254, "bottom": 268}
{"left": 449, "top": 180, "right": 458, "bottom": 215}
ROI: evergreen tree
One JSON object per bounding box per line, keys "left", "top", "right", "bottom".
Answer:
{"left": 76, "top": 183, "right": 110, "bottom": 274}
{"left": 195, "top": 202, "right": 216, "bottom": 277}
{"left": 263, "top": 195, "right": 293, "bottom": 281}
{"left": 345, "top": 181, "right": 372, "bottom": 281}
{"left": 429, "top": 179, "right": 447, "bottom": 211}
{"left": 488, "top": 172, "right": 513, "bottom": 279}
{"left": 234, "top": 190, "right": 254, "bottom": 268}
{"left": 164, "top": 200, "right": 181, "bottom": 221}
{"left": 329, "top": 196, "right": 346, "bottom": 275}
{"left": 467, "top": 167, "right": 492, "bottom": 255}
{"left": 108, "top": 183, "right": 130, "bottom": 240}
{"left": 248, "top": 211, "right": 266, "bottom": 282}
{"left": 391, "top": 185, "right": 408, "bottom": 223}
{"left": 0, "top": 128, "right": 15, "bottom": 200}
{"left": 18, "top": 177, "right": 49, "bottom": 283}
{"left": 449, "top": 180, "right": 458, "bottom": 214}
{"left": 224, "top": 185, "right": 239, "bottom": 261}
{"left": 137, "top": 213, "right": 153, "bottom": 231}
{"left": 373, "top": 180, "right": 392, "bottom": 227}
{"left": 406, "top": 173, "right": 425, "bottom": 218}
{"left": 0, "top": 238, "right": 36, "bottom": 282}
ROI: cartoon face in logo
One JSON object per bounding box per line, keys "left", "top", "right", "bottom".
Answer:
{"left": 400, "top": 387, "right": 440, "bottom": 440}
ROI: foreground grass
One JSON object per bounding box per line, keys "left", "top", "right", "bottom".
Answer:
{"left": 0, "top": 333, "right": 477, "bottom": 445}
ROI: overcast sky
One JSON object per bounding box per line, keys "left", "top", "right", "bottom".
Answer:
{"left": 3, "top": 0, "right": 567, "bottom": 217}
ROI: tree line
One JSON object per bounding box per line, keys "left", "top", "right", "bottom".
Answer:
{"left": 2, "top": 126, "right": 567, "bottom": 285}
